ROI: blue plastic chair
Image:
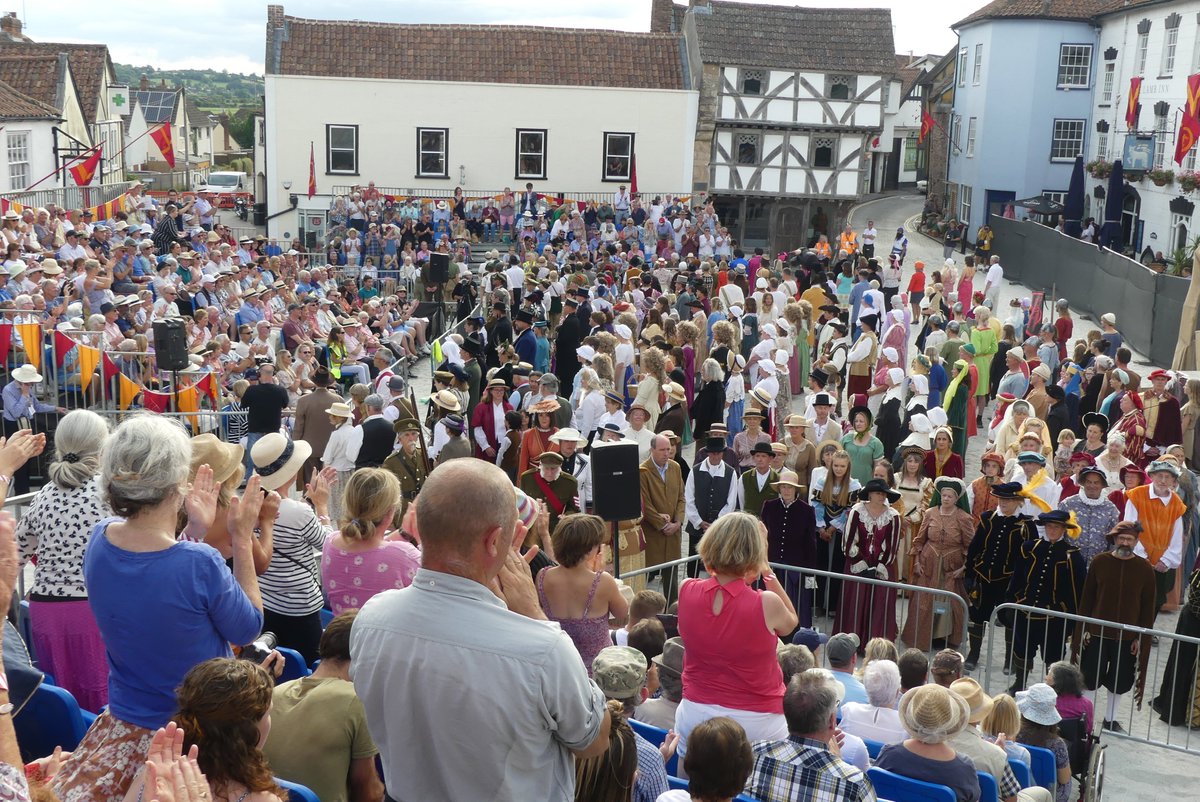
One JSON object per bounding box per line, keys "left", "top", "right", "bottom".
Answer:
{"left": 13, "top": 683, "right": 98, "bottom": 762}
{"left": 18, "top": 599, "right": 35, "bottom": 664}
{"left": 863, "top": 737, "right": 886, "bottom": 759}
{"left": 275, "top": 778, "right": 320, "bottom": 802}
{"left": 977, "top": 770, "right": 999, "bottom": 802}
{"left": 1008, "top": 757, "right": 1032, "bottom": 788}
{"left": 1026, "top": 744, "right": 1057, "bottom": 792}
{"left": 667, "top": 775, "right": 688, "bottom": 792}
{"left": 275, "top": 647, "right": 312, "bottom": 683}
{"left": 866, "top": 767, "right": 955, "bottom": 802}
{"left": 629, "top": 718, "right": 678, "bottom": 776}
{"left": 319, "top": 608, "right": 334, "bottom": 628}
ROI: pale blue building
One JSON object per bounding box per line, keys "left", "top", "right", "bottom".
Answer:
{"left": 945, "top": 0, "right": 1104, "bottom": 242}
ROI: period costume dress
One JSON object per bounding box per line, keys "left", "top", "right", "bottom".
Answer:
{"left": 835, "top": 501, "right": 902, "bottom": 644}
{"left": 894, "top": 473, "right": 933, "bottom": 584}
{"left": 901, "top": 504, "right": 975, "bottom": 650}
{"left": 1114, "top": 406, "right": 1147, "bottom": 465}
{"left": 761, "top": 495, "right": 819, "bottom": 627}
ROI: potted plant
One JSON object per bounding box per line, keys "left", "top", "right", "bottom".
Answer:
{"left": 1180, "top": 170, "right": 1200, "bottom": 192}
{"left": 1086, "top": 159, "right": 1112, "bottom": 179}
{"left": 1147, "top": 168, "right": 1176, "bottom": 187}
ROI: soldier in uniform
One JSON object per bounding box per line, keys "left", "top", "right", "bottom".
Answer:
{"left": 1005, "top": 509, "right": 1087, "bottom": 694}
{"left": 382, "top": 417, "right": 429, "bottom": 517}
{"left": 519, "top": 450, "right": 580, "bottom": 537}
{"left": 964, "top": 481, "right": 1034, "bottom": 672}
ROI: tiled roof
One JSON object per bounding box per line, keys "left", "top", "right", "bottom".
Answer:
{"left": 186, "top": 98, "right": 212, "bottom": 128}
{"left": 953, "top": 0, "right": 1111, "bottom": 29}
{"left": 688, "top": 1, "right": 896, "bottom": 74}
{"left": 0, "top": 42, "right": 109, "bottom": 123}
{"left": 0, "top": 77, "right": 59, "bottom": 119}
{"left": 0, "top": 54, "right": 64, "bottom": 110}
{"left": 268, "top": 12, "right": 686, "bottom": 90}
{"left": 894, "top": 55, "right": 924, "bottom": 98}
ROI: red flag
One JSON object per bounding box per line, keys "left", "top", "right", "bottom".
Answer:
{"left": 1175, "top": 73, "right": 1200, "bottom": 165}
{"left": 68, "top": 147, "right": 102, "bottom": 187}
{"left": 1126, "top": 77, "right": 1143, "bottom": 130}
{"left": 0, "top": 324, "right": 11, "bottom": 365}
{"left": 150, "top": 123, "right": 175, "bottom": 167}
{"left": 629, "top": 152, "right": 638, "bottom": 195}
{"left": 918, "top": 109, "right": 935, "bottom": 144}
{"left": 308, "top": 142, "right": 316, "bottom": 199}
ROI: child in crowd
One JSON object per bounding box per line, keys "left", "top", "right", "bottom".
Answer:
{"left": 615, "top": 589, "right": 667, "bottom": 647}
{"left": 1053, "top": 428, "right": 1077, "bottom": 478}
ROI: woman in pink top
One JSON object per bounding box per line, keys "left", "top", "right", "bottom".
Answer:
{"left": 321, "top": 469, "right": 421, "bottom": 615}
{"left": 675, "top": 512, "right": 799, "bottom": 760}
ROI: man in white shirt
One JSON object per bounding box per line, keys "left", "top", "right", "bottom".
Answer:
{"left": 805, "top": 393, "right": 842, "bottom": 446}
{"left": 193, "top": 192, "right": 215, "bottom": 230}
{"left": 684, "top": 438, "right": 738, "bottom": 575}
{"left": 613, "top": 185, "right": 631, "bottom": 225}
{"left": 504, "top": 260, "right": 525, "bottom": 310}
{"left": 983, "top": 255, "right": 1005, "bottom": 311}
{"left": 860, "top": 220, "right": 878, "bottom": 259}
{"left": 381, "top": 376, "right": 410, "bottom": 423}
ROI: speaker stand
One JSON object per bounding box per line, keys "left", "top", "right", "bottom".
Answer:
{"left": 171, "top": 370, "right": 179, "bottom": 415}
{"left": 611, "top": 520, "right": 621, "bottom": 584}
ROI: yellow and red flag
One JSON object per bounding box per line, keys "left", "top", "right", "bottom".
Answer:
{"left": 1126, "top": 77, "right": 1143, "bottom": 130}
{"left": 150, "top": 122, "right": 175, "bottom": 167}
{"left": 918, "top": 108, "right": 935, "bottom": 144}
{"left": 68, "top": 147, "right": 102, "bottom": 187}
{"left": 1174, "top": 73, "right": 1200, "bottom": 165}
{"left": 308, "top": 141, "right": 316, "bottom": 199}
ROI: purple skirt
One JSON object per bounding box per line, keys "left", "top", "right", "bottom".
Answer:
{"left": 29, "top": 598, "right": 109, "bottom": 713}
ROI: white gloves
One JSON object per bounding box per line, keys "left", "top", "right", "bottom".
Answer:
{"left": 804, "top": 576, "right": 818, "bottom": 590}
{"left": 875, "top": 564, "right": 889, "bottom": 580}
{"left": 851, "top": 560, "right": 870, "bottom": 575}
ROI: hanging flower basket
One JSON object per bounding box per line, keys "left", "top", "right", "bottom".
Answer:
{"left": 1180, "top": 171, "right": 1200, "bottom": 192}
{"left": 1086, "top": 159, "right": 1112, "bottom": 179}
{"left": 1147, "top": 168, "right": 1175, "bottom": 187}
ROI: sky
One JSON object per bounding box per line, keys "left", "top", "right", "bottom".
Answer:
{"left": 22, "top": 0, "right": 962, "bottom": 75}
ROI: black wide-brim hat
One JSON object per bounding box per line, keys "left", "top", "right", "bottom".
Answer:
{"left": 1081, "top": 412, "right": 1109, "bottom": 434}
{"left": 857, "top": 477, "right": 900, "bottom": 503}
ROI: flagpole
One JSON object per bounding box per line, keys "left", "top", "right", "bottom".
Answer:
{"left": 5, "top": 123, "right": 164, "bottom": 198}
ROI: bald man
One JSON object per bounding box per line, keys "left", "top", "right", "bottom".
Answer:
{"left": 640, "top": 434, "right": 686, "bottom": 604}
{"left": 351, "top": 460, "right": 611, "bottom": 800}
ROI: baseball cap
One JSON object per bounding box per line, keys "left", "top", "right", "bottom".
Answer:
{"left": 826, "top": 632, "right": 860, "bottom": 666}
{"left": 791, "top": 627, "right": 830, "bottom": 652}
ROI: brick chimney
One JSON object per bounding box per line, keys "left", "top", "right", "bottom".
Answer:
{"left": 650, "top": 0, "right": 674, "bottom": 32}
{"left": 0, "top": 13, "right": 20, "bottom": 36}
{"left": 139, "top": 74, "right": 149, "bottom": 90}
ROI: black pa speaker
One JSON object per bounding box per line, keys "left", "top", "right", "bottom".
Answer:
{"left": 590, "top": 441, "right": 643, "bottom": 522}
{"left": 429, "top": 252, "right": 451, "bottom": 284}
{"left": 153, "top": 319, "right": 190, "bottom": 371}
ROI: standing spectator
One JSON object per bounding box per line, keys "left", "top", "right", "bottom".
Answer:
{"left": 321, "top": 402, "right": 362, "bottom": 522}
{"left": 292, "top": 367, "right": 341, "bottom": 482}
{"left": 983, "top": 256, "right": 1005, "bottom": 312}
{"left": 239, "top": 363, "right": 291, "bottom": 477}
{"left": 263, "top": 610, "right": 383, "bottom": 802}
{"left": 640, "top": 434, "right": 686, "bottom": 603}
{"left": 350, "top": 460, "right": 611, "bottom": 801}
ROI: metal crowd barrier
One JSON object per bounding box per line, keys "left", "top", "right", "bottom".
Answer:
{"left": 621, "top": 555, "right": 971, "bottom": 659}
{"left": 986, "top": 602, "right": 1200, "bottom": 755}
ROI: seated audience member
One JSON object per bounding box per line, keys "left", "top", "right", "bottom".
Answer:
{"left": 627, "top": 618, "right": 668, "bottom": 697}
{"left": 792, "top": 627, "right": 829, "bottom": 663}
{"left": 826, "top": 632, "right": 869, "bottom": 705}
{"left": 350, "top": 460, "right": 611, "bottom": 801}
{"left": 948, "top": 678, "right": 1052, "bottom": 802}
{"left": 1045, "top": 661, "right": 1093, "bottom": 734}
{"left": 746, "top": 671, "right": 874, "bottom": 802}
{"left": 777, "top": 644, "right": 816, "bottom": 682}
{"left": 538, "top": 514, "right": 630, "bottom": 674}
{"left": 615, "top": 589, "right": 668, "bottom": 646}
{"left": 636, "top": 637, "right": 684, "bottom": 730}
{"left": 49, "top": 415, "right": 274, "bottom": 802}
{"left": 656, "top": 717, "right": 755, "bottom": 802}
{"left": 839, "top": 660, "right": 907, "bottom": 744}
{"left": 263, "top": 610, "right": 382, "bottom": 802}
{"left": 321, "top": 468, "right": 420, "bottom": 615}
{"left": 930, "top": 648, "right": 964, "bottom": 687}
{"left": 175, "top": 658, "right": 286, "bottom": 802}
{"left": 574, "top": 701, "right": 639, "bottom": 802}
{"left": 898, "top": 648, "right": 929, "bottom": 694}
{"left": 1016, "top": 684, "right": 1073, "bottom": 802}
{"left": 590, "top": 646, "right": 670, "bottom": 802}
{"left": 980, "top": 693, "right": 1033, "bottom": 765}
{"left": 873, "top": 684, "right": 982, "bottom": 802}
{"left": 856, "top": 636, "right": 900, "bottom": 679}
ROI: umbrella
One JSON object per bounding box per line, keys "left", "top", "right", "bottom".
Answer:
{"left": 1062, "top": 155, "right": 1085, "bottom": 238}
{"left": 1014, "top": 195, "right": 1066, "bottom": 216}
{"left": 1098, "top": 159, "right": 1124, "bottom": 250}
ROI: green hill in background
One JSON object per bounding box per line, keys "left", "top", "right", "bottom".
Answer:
{"left": 112, "top": 63, "right": 264, "bottom": 112}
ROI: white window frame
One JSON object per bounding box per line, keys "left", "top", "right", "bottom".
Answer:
{"left": 1136, "top": 31, "right": 1150, "bottom": 74}
{"left": 325, "top": 124, "right": 358, "bottom": 175}
{"left": 1050, "top": 119, "right": 1085, "bottom": 161}
{"left": 960, "top": 184, "right": 973, "bottom": 224}
{"left": 1186, "top": 143, "right": 1198, "bottom": 172}
{"left": 602, "top": 132, "right": 634, "bottom": 182}
{"left": 1101, "top": 63, "right": 1115, "bottom": 104}
{"left": 972, "top": 44, "right": 983, "bottom": 85}
{"left": 1057, "top": 44, "right": 1093, "bottom": 88}
{"left": 1043, "top": 190, "right": 1068, "bottom": 207}
{"left": 1097, "top": 130, "right": 1108, "bottom": 161}
{"left": 966, "top": 117, "right": 978, "bottom": 157}
{"left": 1172, "top": 213, "right": 1190, "bottom": 252}
{"left": 515, "top": 128, "right": 547, "bottom": 180}
{"left": 1153, "top": 111, "right": 1170, "bottom": 170}
{"left": 6, "top": 131, "right": 29, "bottom": 191}
{"left": 957, "top": 48, "right": 968, "bottom": 87}
{"left": 952, "top": 114, "right": 962, "bottom": 150}
{"left": 415, "top": 127, "right": 448, "bottom": 178}
{"left": 1161, "top": 25, "right": 1179, "bottom": 76}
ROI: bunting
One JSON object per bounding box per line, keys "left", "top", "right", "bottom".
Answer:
{"left": 150, "top": 123, "right": 175, "bottom": 168}
{"left": 53, "top": 330, "right": 74, "bottom": 367}
{"left": 0, "top": 323, "right": 11, "bottom": 365}
{"left": 1, "top": 193, "right": 128, "bottom": 223}
{"left": 1174, "top": 73, "right": 1200, "bottom": 165}
{"left": 176, "top": 384, "right": 201, "bottom": 430}
{"left": 75, "top": 343, "right": 101, "bottom": 386}
{"left": 1126, "top": 77, "right": 1143, "bottom": 130}
{"left": 118, "top": 373, "right": 141, "bottom": 411}
{"left": 142, "top": 388, "right": 170, "bottom": 413}
{"left": 101, "top": 352, "right": 120, "bottom": 381}
{"left": 16, "top": 323, "right": 42, "bottom": 372}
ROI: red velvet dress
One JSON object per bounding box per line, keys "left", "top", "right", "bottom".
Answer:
{"left": 834, "top": 503, "right": 902, "bottom": 643}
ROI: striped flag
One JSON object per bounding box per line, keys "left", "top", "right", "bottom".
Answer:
{"left": 150, "top": 123, "right": 175, "bottom": 167}
{"left": 68, "top": 147, "right": 102, "bottom": 187}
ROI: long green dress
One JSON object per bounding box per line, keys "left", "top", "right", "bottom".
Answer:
{"left": 946, "top": 380, "right": 970, "bottom": 460}
{"left": 841, "top": 432, "right": 885, "bottom": 487}
{"left": 796, "top": 324, "right": 811, "bottom": 390}
{"left": 969, "top": 326, "right": 998, "bottom": 395}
